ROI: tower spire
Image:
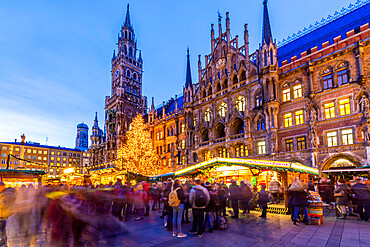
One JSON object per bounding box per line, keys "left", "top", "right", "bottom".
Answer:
{"left": 185, "top": 47, "right": 192, "bottom": 88}
{"left": 262, "top": 0, "right": 273, "bottom": 44}
{"left": 93, "top": 112, "right": 99, "bottom": 128}
{"left": 124, "top": 4, "right": 131, "bottom": 27}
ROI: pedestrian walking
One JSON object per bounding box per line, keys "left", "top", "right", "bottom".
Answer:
{"left": 269, "top": 178, "right": 282, "bottom": 204}
{"left": 169, "top": 179, "right": 187, "bottom": 238}
{"left": 240, "top": 181, "right": 253, "bottom": 214}
{"left": 289, "top": 179, "right": 309, "bottom": 225}
{"left": 351, "top": 179, "right": 369, "bottom": 221}
{"left": 229, "top": 180, "right": 240, "bottom": 219}
{"left": 189, "top": 179, "right": 210, "bottom": 238}
{"left": 334, "top": 179, "right": 348, "bottom": 219}
{"left": 257, "top": 185, "right": 269, "bottom": 219}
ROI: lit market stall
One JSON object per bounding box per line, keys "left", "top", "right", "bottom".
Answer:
{"left": 89, "top": 167, "right": 148, "bottom": 186}
{"left": 0, "top": 169, "right": 46, "bottom": 189}
{"left": 150, "top": 157, "right": 319, "bottom": 206}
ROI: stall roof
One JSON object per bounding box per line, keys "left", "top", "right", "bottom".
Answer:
{"left": 150, "top": 158, "right": 319, "bottom": 178}
{"left": 0, "top": 169, "right": 46, "bottom": 175}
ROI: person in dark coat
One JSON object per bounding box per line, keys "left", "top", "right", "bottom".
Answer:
{"left": 317, "top": 178, "right": 334, "bottom": 203}
{"left": 257, "top": 185, "right": 269, "bottom": 218}
{"left": 214, "top": 183, "right": 224, "bottom": 229}
{"left": 163, "top": 178, "right": 174, "bottom": 231}
{"left": 334, "top": 179, "right": 348, "bottom": 219}
{"left": 351, "top": 179, "right": 370, "bottom": 222}
{"left": 229, "top": 180, "right": 240, "bottom": 219}
{"left": 182, "top": 182, "right": 191, "bottom": 224}
{"left": 240, "top": 181, "right": 253, "bottom": 214}
{"left": 289, "top": 180, "right": 309, "bottom": 225}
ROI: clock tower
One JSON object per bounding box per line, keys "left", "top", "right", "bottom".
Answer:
{"left": 105, "top": 4, "right": 147, "bottom": 162}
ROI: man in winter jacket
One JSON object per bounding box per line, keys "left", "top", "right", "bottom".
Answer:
{"left": 229, "top": 180, "right": 241, "bottom": 219}
{"left": 352, "top": 179, "right": 370, "bottom": 221}
{"left": 189, "top": 179, "right": 210, "bottom": 237}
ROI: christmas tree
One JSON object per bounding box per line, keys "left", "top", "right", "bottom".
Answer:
{"left": 117, "top": 114, "right": 159, "bottom": 176}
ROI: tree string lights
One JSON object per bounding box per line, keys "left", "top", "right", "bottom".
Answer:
{"left": 117, "top": 114, "right": 159, "bottom": 176}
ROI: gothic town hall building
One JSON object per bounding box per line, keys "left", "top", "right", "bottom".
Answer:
{"left": 90, "top": 1, "right": 370, "bottom": 175}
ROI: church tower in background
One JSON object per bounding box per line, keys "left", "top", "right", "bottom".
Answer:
{"left": 103, "top": 4, "right": 147, "bottom": 163}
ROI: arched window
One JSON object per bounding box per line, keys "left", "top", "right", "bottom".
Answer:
{"left": 207, "top": 86, "right": 212, "bottom": 96}
{"left": 322, "top": 68, "right": 333, "bottom": 89}
{"left": 202, "top": 89, "right": 206, "bottom": 98}
{"left": 124, "top": 45, "right": 127, "bottom": 54}
{"left": 222, "top": 79, "right": 228, "bottom": 89}
{"left": 218, "top": 147, "right": 228, "bottom": 158}
{"left": 129, "top": 32, "right": 132, "bottom": 40}
{"left": 240, "top": 70, "right": 246, "bottom": 81}
{"left": 257, "top": 116, "right": 265, "bottom": 131}
{"left": 125, "top": 31, "right": 127, "bottom": 39}
{"left": 255, "top": 92, "right": 262, "bottom": 107}
{"left": 235, "top": 96, "right": 245, "bottom": 112}
{"left": 133, "top": 88, "right": 137, "bottom": 95}
{"left": 133, "top": 73, "right": 137, "bottom": 80}
{"left": 270, "top": 49, "right": 274, "bottom": 65}
{"left": 293, "top": 83, "right": 302, "bottom": 99}
{"left": 129, "top": 47, "right": 133, "bottom": 58}
{"left": 218, "top": 102, "right": 227, "bottom": 118}
{"left": 204, "top": 108, "right": 212, "bottom": 122}
{"left": 126, "top": 70, "right": 131, "bottom": 78}
{"left": 264, "top": 50, "right": 268, "bottom": 67}
{"left": 216, "top": 82, "right": 221, "bottom": 92}
{"left": 337, "top": 63, "right": 348, "bottom": 86}
{"left": 232, "top": 75, "right": 238, "bottom": 85}
{"left": 282, "top": 84, "right": 291, "bottom": 102}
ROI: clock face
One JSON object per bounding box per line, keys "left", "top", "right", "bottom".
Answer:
{"left": 114, "top": 69, "right": 119, "bottom": 78}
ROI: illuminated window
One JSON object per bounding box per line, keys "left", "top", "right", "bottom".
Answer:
{"left": 57, "top": 157, "right": 60, "bottom": 161}
{"left": 284, "top": 113, "right": 293, "bottom": 127}
{"left": 57, "top": 152, "right": 61, "bottom": 156}
{"left": 297, "top": 137, "right": 306, "bottom": 150}
{"left": 15, "top": 148, "right": 19, "bottom": 152}
{"left": 339, "top": 98, "right": 350, "bottom": 116}
{"left": 50, "top": 168, "right": 53, "bottom": 172}
{"left": 257, "top": 141, "right": 266, "bottom": 154}
{"left": 256, "top": 93, "right": 262, "bottom": 107}
{"left": 181, "top": 140, "right": 185, "bottom": 149}
{"left": 327, "top": 131, "right": 338, "bottom": 147}
{"left": 218, "top": 148, "right": 228, "bottom": 158}
{"left": 160, "top": 131, "right": 163, "bottom": 139}
{"left": 193, "top": 117, "right": 197, "bottom": 127}
{"left": 337, "top": 68, "right": 348, "bottom": 86}
{"left": 181, "top": 123, "right": 185, "bottom": 133}
{"left": 285, "top": 139, "right": 293, "bottom": 152}
{"left": 236, "top": 96, "right": 245, "bottom": 112}
{"left": 257, "top": 117, "right": 265, "bottom": 131}
{"left": 235, "top": 144, "right": 246, "bottom": 157}
{"left": 282, "top": 88, "right": 291, "bottom": 102}
{"left": 182, "top": 156, "right": 185, "bottom": 165}
{"left": 38, "top": 150, "right": 42, "bottom": 154}
{"left": 204, "top": 150, "right": 211, "bottom": 161}
{"left": 324, "top": 102, "right": 335, "bottom": 119}
{"left": 218, "top": 102, "right": 227, "bottom": 117}
{"left": 33, "top": 150, "right": 37, "bottom": 154}
{"left": 204, "top": 108, "right": 212, "bottom": 122}
{"left": 51, "top": 151, "right": 55, "bottom": 155}
{"left": 1, "top": 147, "right": 6, "bottom": 151}
{"left": 27, "top": 149, "right": 31, "bottom": 153}
{"left": 295, "top": 110, "right": 304, "bottom": 125}
{"left": 323, "top": 73, "right": 333, "bottom": 89}
{"left": 341, "top": 129, "right": 353, "bottom": 145}
{"left": 293, "top": 84, "right": 302, "bottom": 99}
{"left": 37, "top": 156, "right": 41, "bottom": 160}
{"left": 63, "top": 157, "right": 66, "bottom": 161}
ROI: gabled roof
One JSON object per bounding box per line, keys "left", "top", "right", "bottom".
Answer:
{"left": 277, "top": 0, "right": 370, "bottom": 66}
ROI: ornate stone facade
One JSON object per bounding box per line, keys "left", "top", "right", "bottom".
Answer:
{"left": 149, "top": 1, "right": 370, "bottom": 174}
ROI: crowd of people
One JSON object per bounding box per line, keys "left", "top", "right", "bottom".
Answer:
{"left": 0, "top": 176, "right": 368, "bottom": 246}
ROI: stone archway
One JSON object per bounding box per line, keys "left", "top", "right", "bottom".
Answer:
{"left": 321, "top": 154, "right": 363, "bottom": 171}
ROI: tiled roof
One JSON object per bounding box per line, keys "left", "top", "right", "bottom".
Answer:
{"left": 277, "top": 0, "right": 370, "bottom": 66}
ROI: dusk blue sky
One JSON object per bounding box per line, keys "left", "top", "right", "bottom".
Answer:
{"left": 0, "top": 0, "right": 352, "bottom": 148}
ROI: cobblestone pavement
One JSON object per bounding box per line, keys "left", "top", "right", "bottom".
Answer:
{"left": 117, "top": 209, "right": 370, "bottom": 247}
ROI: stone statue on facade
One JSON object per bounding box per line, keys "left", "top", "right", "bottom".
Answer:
{"left": 362, "top": 122, "right": 370, "bottom": 142}
{"left": 270, "top": 131, "right": 277, "bottom": 154}
{"left": 194, "top": 134, "right": 199, "bottom": 144}
{"left": 309, "top": 108, "right": 317, "bottom": 125}
{"left": 309, "top": 128, "right": 318, "bottom": 149}
{"left": 360, "top": 95, "right": 370, "bottom": 119}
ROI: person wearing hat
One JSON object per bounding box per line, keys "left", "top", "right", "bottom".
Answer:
{"left": 257, "top": 185, "right": 270, "bottom": 219}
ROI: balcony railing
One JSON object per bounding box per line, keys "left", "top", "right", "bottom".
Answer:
{"left": 230, "top": 133, "right": 244, "bottom": 140}
{"left": 214, "top": 137, "right": 225, "bottom": 143}
{"left": 199, "top": 141, "right": 210, "bottom": 147}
